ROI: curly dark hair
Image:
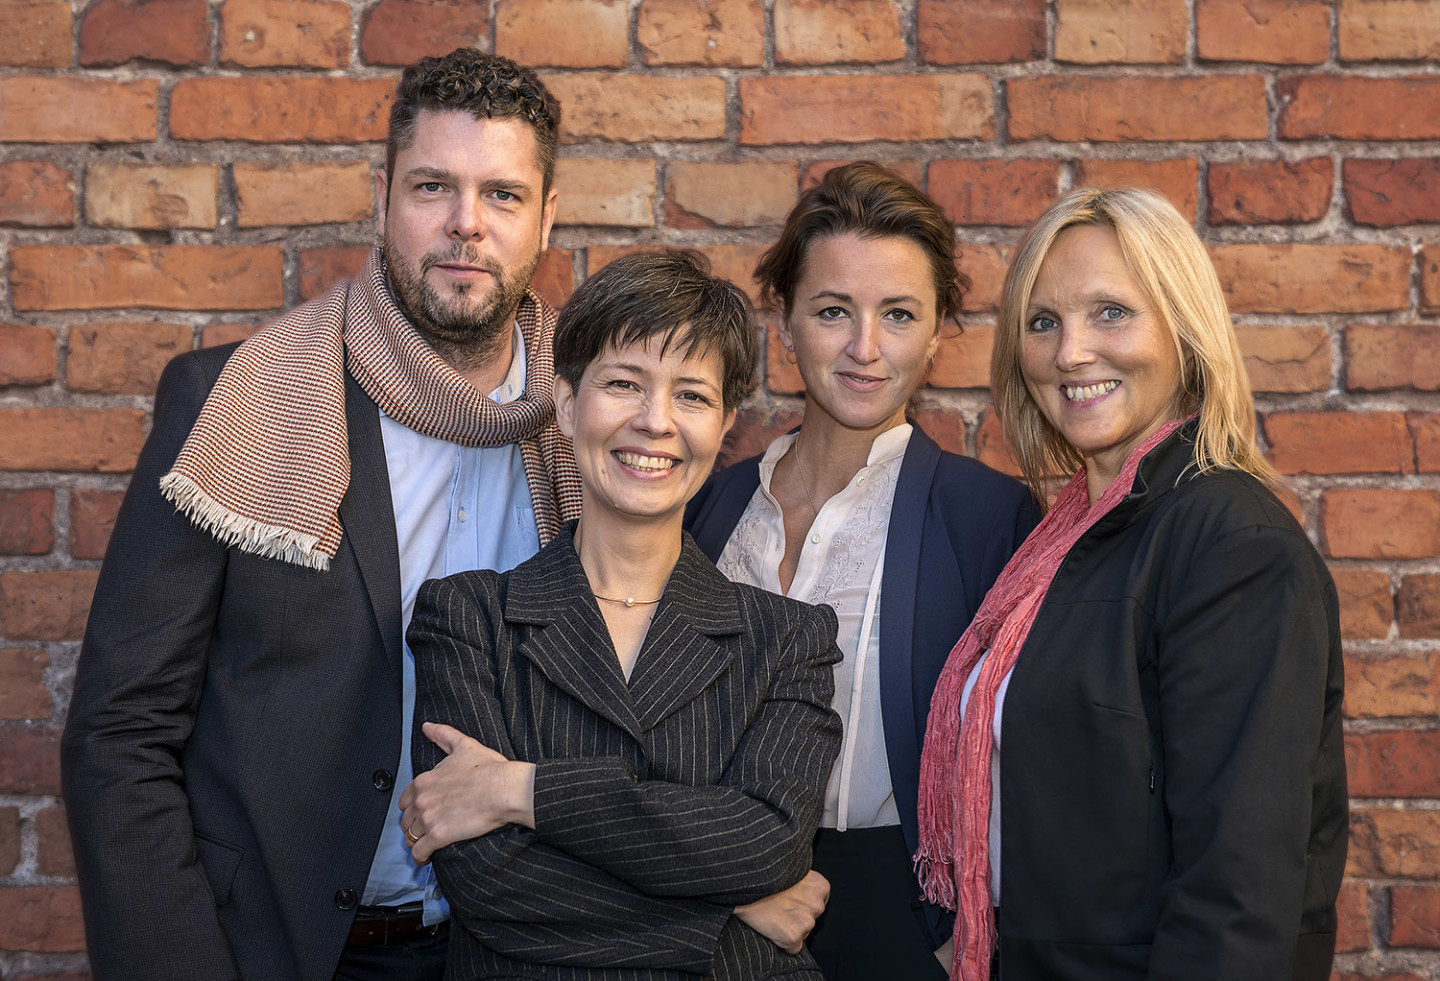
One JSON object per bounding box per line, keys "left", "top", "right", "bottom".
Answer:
{"left": 386, "top": 48, "right": 561, "bottom": 192}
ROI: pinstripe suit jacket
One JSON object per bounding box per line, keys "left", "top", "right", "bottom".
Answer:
{"left": 408, "top": 523, "right": 843, "bottom": 980}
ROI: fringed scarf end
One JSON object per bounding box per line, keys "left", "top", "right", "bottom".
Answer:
{"left": 160, "top": 471, "right": 332, "bottom": 572}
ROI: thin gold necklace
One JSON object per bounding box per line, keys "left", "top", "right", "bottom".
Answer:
{"left": 791, "top": 439, "right": 821, "bottom": 514}
{"left": 593, "top": 592, "right": 661, "bottom": 609}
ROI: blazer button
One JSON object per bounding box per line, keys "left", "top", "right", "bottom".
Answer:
{"left": 373, "top": 768, "right": 394, "bottom": 791}
{"left": 334, "top": 888, "right": 358, "bottom": 910}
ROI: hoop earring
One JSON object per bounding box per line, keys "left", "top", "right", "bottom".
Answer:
{"left": 784, "top": 348, "right": 798, "bottom": 366}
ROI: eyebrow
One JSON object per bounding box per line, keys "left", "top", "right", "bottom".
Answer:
{"left": 810, "top": 290, "right": 925, "bottom": 306}
{"left": 606, "top": 362, "right": 719, "bottom": 390}
{"left": 402, "top": 168, "right": 535, "bottom": 195}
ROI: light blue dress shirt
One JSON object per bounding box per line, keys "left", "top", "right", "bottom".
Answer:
{"left": 361, "top": 325, "right": 541, "bottom": 923}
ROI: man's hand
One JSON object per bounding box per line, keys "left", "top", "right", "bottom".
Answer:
{"left": 733, "top": 870, "right": 830, "bottom": 954}
{"left": 398, "top": 721, "right": 536, "bottom": 863}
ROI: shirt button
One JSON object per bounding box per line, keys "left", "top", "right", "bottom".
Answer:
{"left": 857, "top": 476, "right": 867, "bottom": 486}
{"left": 458, "top": 508, "right": 467, "bottom": 523}
{"left": 810, "top": 533, "right": 821, "bottom": 544}
{"left": 334, "top": 888, "right": 358, "bottom": 910}
{"left": 372, "top": 769, "right": 393, "bottom": 792}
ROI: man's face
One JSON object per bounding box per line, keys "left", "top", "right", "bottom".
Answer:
{"left": 375, "top": 110, "right": 557, "bottom": 353}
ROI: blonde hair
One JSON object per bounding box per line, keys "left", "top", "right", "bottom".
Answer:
{"left": 991, "top": 186, "right": 1276, "bottom": 502}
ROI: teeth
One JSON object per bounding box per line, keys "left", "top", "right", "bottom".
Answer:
{"left": 1064, "top": 380, "right": 1120, "bottom": 402}
{"left": 616, "top": 451, "right": 677, "bottom": 472}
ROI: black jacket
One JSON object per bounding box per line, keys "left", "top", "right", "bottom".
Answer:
{"left": 994, "top": 422, "right": 1347, "bottom": 979}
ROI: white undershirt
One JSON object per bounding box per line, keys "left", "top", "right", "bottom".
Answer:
{"left": 717, "top": 425, "right": 911, "bottom": 830}
{"left": 959, "top": 650, "right": 1011, "bottom": 904}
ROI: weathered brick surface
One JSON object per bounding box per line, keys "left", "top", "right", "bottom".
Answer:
{"left": 1072, "top": 158, "right": 1199, "bottom": 220}
{"left": 1279, "top": 76, "right": 1440, "bottom": 140}
{"left": 0, "top": 727, "right": 62, "bottom": 795}
{"left": 741, "top": 75, "right": 993, "bottom": 145}
{"left": 1010, "top": 75, "right": 1268, "bottom": 142}
{"left": 1332, "top": 569, "right": 1392, "bottom": 640}
{"left": 1210, "top": 244, "right": 1409, "bottom": 314}
{"left": 299, "top": 246, "right": 372, "bottom": 301}
{"left": 1346, "top": 159, "right": 1440, "bottom": 226}
{"left": 1424, "top": 245, "right": 1440, "bottom": 314}
{"left": 553, "top": 159, "right": 657, "bottom": 228}
{"left": 0, "top": 648, "right": 51, "bottom": 720}
{"left": 36, "top": 807, "right": 74, "bottom": 877}
{"left": 638, "top": 0, "right": 764, "bottom": 66}
{"left": 774, "top": 0, "right": 905, "bottom": 66}
{"left": 1055, "top": 0, "right": 1186, "bottom": 64}
{"left": 917, "top": 0, "right": 1045, "bottom": 64}
{"left": 910, "top": 405, "right": 967, "bottom": 454}
{"left": 975, "top": 408, "right": 1023, "bottom": 475}
{"left": 0, "top": 1, "right": 72, "bottom": 68}
{"left": 960, "top": 243, "right": 1012, "bottom": 314}
{"left": 1264, "top": 411, "right": 1413, "bottom": 476}
{"left": 532, "top": 248, "right": 577, "bottom": 310}
{"left": 0, "top": 572, "right": 102, "bottom": 642}
{"left": 665, "top": 161, "right": 796, "bottom": 228}
{"left": 763, "top": 314, "right": 804, "bottom": 396}
{"left": 929, "top": 326, "right": 994, "bottom": 390}
{"left": 1208, "top": 158, "right": 1334, "bottom": 225}
{"left": 0, "top": 324, "right": 57, "bottom": 387}
{"left": 1323, "top": 490, "right": 1440, "bottom": 559}
{"left": 67, "top": 322, "right": 194, "bottom": 395}
{"left": 929, "top": 159, "right": 1059, "bottom": 226}
{"left": 0, "top": 806, "right": 17, "bottom": 876}
{"left": 234, "top": 161, "right": 373, "bottom": 228}
{"left": 0, "top": 77, "right": 158, "bottom": 144}
{"left": 86, "top": 162, "right": 217, "bottom": 230}
{"left": 79, "top": 0, "right": 210, "bottom": 66}
{"left": 360, "top": 0, "right": 488, "bottom": 65}
{"left": 1400, "top": 575, "right": 1440, "bottom": 638}
{"left": 1336, "top": 880, "right": 1370, "bottom": 953}
{"left": 1413, "top": 412, "right": 1440, "bottom": 474}
{"left": 0, "top": 409, "right": 147, "bottom": 473}
{"left": 1392, "top": 884, "right": 1440, "bottom": 947}
{"left": 719, "top": 404, "right": 803, "bottom": 468}
{"left": 1347, "top": 730, "right": 1440, "bottom": 797}
{"left": 0, "top": 160, "right": 75, "bottom": 227}
{"left": 0, "top": 886, "right": 85, "bottom": 952}
{"left": 219, "top": 0, "right": 351, "bottom": 68}
{"left": 1235, "top": 325, "right": 1331, "bottom": 393}
{"left": 170, "top": 78, "right": 394, "bottom": 143}
{"left": 1196, "top": 0, "right": 1330, "bottom": 64}
{"left": 498, "top": 0, "right": 628, "bottom": 68}
{"left": 0, "top": 490, "right": 55, "bottom": 557}
{"left": 69, "top": 489, "right": 125, "bottom": 562}
{"left": 10, "top": 245, "right": 284, "bottom": 312}
{"left": 1340, "top": 0, "right": 1440, "bottom": 61}
{"left": 1350, "top": 808, "right": 1440, "bottom": 879}
{"left": 1346, "top": 325, "right": 1440, "bottom": 392}
{"left": 545, "top": 75, "right": 727, "bottom": 142}
{"left": 1346, "top": 652, "right": 1440, "bottom": 719}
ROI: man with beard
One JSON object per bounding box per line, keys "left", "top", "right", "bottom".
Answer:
{"left": 61, "top": 50, "right": 581, "bottom": 981}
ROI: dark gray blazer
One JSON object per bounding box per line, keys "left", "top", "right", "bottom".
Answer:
{"left": 62, "top": 345, "right": 413, "bottom": 981}
{"left": 408, "top": 523, "right": 843, "bottom": 980}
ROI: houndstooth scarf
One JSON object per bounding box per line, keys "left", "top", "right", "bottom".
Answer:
{"left": 160, "top": 247, "right": 583, "bottom": 571}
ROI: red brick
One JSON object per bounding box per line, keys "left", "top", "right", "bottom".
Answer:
{"left": 1279, "top": 76, "right": 1440, "bottom": 140}
{"left": 909, "top": 405, "right": 968, "bottom": 455}
{"left": 1335, "top": 880, "right": 1370, "bottom": 953}
{"left": 532, "top": 248, "right": 576, "bottom": 310}
{"left": 0, "top": 726, "right": 62, "bottom": 794}
{"left": 0, "top": 885, "right": 85, "bottom": 952}
{"left": 361, "top": 0, "right": 487, "bottom": 65}
{"left": 1350, "top": 807, "right": 1440, "bottom": 879}
{"left": 1322, "top": 489, "right": 1440, "bottom": 559}
{"left": 638, "top": 0, "right": 763, "bottom": 67}
{"left": 741, "top": 75, "right": 993, "bottom": 145}
{"left": 0, "top": 572, "right": 101, "bottom": 642}
{"left": 234, "top": 160, "right": 373, "bottom": 227}
{"left": 67, "top": 322, "right": 194, "bottom": 395}
{"left": 0, "top": 0, "right": 72, "bottom": 67}
{"left": 960, "top": 244, "right": 1011, "bottom": 315}
{"left": 0, "top": 77, "right": 157, "bottom": 143}
{"left": 69, "top": 490, "right": 124, "bottom": 562}
{"left": 1332, "top": 569, "right": 1393, "bottom": 640}
{"left": 1346, "top": 652, "right": 1440, "bottom": 719}
{"left": 764, "top": 314, "right": 804, "bottom": 396}
{"left": 1055, "top": 0, "right": 1185, "bottom": 64}
{"left": 0, "top": 490, "right": 55, "bottom": 557}
{"left": 299, "top": 246, "right": 372, "bottom": 301}
{"left": 1346, "top": 325, "right": 1440, "bottom": 392}
{"left": 0, "top": 409, "right": 147, "bottom": 473}
{"left": 498, "top": 0, "right": 628, "bottom": 68}
{"left": 10, "top": 245, "right": 283, "bottom": 312}
{"left": 79, "top": 0, "right": 209, "bottom": 66}
{"left": 1346, "top": 159, "right": 1440, "bottom": 226}
{"left": 1424, "top": 244, "right": 1440, "bottom": 314}
{"left": 171, "top": 77, "right": 393, "bottom": 143}
{"left": 0, "top": 649, "right": 51, "bottom": 720}
{"left": 666, "top": 161, "right": 796, "bottom": 229}
{"left": 1391, "top": 884, "right": 1440, "bottom": 947}
{"left": 1340, "top": 0, "right": 1440, "bottom": 61}
{"left": 929, "top": 326, "right": 994, "bottom": 390}
{"left": 801, "top": 158, "right": 925, "bottom": 191}
{"left": 1347, "top": 731, "right": 1440, "bottom": 798}
{"left": 1072, "top": 158, "right": 1199, "bottom": 221}
{"left": 545, "top": 74, "right": 726, "bottom": 143}
{"left": 555, "top": 158, "right": 657, "bottom": 228}
{"left": 774, "top": 0, "right": 904, "bottom": 66}
{"left": 1400, "top": 574, "right": 1440, "bottom": 638}
{"left": 0, "top": 807, "right": 16, "bottom": 876}
{"left": 1332, "top": 973, "right": 1425, "bottom": 981}
{"left": 12, "top": 973, "right": 93, "bottom": 981}
{"left": 1412, "top": 412, "right": 1440, "bottom": 473}
{"left": 35, "top": 807, "right": 73, "bottom": 877}
{"left": 1196, "top": 0, "right": 1330, "bottom": 63}
{"left": 0, "top": 160, "right": 75, "bottom": 228}
{"left": 1210, "top": 244, "right": 1409, "bottom": 314}
{"left": 1236, "top": 325, "right": 1331, "bottom": 393}
{"left": 975, "top": 408, "right": 1023, "bottom": 476}
{"left": 0, "top": 324, "right": 57, "bottom": 386}
{"left": 1208, "top": 158, "right": 1334, "bottom": 225}
{"left": 220, "top": 0, "right": 350, "bottom": 68}
{"left": 1264, "top": 411, "right": 1412, "bottom": 476}
{"left": 201, "top": 323, "right": 263, "bottom": 348}
{"left": 1009, "top": 75, "right": 1268, "bottom": 142}
{"left": 721, "top": 404, "right": 804, "bottom": 470}
{"left": 918, "top": 0, "right": 1044, "bottom": 64}
{"left": 929, "top": 159, "right": 1058, "bottom": 227}
{"left": 86, "top": 162, "right": 217, "bottom": 231}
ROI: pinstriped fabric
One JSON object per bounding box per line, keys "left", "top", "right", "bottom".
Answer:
{"left": 409, "top": 524, "right": 842, "bottom": 980}
{"left": 160, "top": 247, "right": 582, "bottom": 571}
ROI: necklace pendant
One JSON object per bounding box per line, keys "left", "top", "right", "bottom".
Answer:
{"left": 624, "top": 597, "right": 636, "bottom": 608}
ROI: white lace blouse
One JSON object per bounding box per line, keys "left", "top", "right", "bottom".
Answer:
{"left": 716, "top": 424, "right": 912, "bottom": 830}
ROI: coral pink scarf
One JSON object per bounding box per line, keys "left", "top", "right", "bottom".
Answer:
{"left": 914, "top": 418, "right": 1186, "bottom": 978}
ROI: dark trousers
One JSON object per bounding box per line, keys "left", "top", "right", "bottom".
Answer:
{"left": 333, "top": 925, "right": 449, "bottom": 981}
{"left": 806, "top": 825, "right": 949, "bottom": 980}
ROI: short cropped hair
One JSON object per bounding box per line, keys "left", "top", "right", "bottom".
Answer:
{"left": 754, "top": 161, "right": 969, "bottom": 326}
{"left": 554, "top": 250, "right": 757, "bottom": 411}
{"left": 386, "top": 48, "right": 561, "bottom": 192}
{"left": 992, "top": 186, "right": 1276, "bottom": 499}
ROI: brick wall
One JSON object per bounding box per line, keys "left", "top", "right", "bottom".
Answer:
{"left": 1, "top": 0, "right": 1437, "bottom": 976}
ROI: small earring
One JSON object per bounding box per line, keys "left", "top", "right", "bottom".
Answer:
{"left": 784, "top": 348, "right": 798, "bottom": 366}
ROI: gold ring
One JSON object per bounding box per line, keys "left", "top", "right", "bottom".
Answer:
{"left": 405, "top": 826, "right": 421, "bottom": 846}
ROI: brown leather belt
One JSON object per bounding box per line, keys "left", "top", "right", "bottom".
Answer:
{"left": 345, "top": 902, "right": 448, "bottom": 947}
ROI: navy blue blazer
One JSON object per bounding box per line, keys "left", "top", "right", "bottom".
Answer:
{"left": 685, "top": 422, "right": 1039, "bottom": 937}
